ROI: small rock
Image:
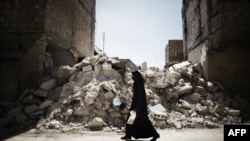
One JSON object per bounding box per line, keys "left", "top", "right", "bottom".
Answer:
{"left": 228, "top": 109, "right": 240, "bottom": 116}
{"left": 40, "top": 78, "right": 57, "bottom": 91}
{"left": 174, "top": 121, "right": 182, "bottom": 129}
{"left": 39, "top": 100, "right": 53, "bottom": 109}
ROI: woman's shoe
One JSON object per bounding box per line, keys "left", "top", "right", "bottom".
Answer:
{"left": 150, "top": 135, "right": 160, "bottom": 141}
{"left": 121, "top": 135, "right": 131, "bottom": 140}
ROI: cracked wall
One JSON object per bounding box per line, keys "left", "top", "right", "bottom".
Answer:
{"left": 0, "top": 0, "right": 96, "bottom": 100}
{"left": 182, "top": 0, "right": 250, "bottom": 100}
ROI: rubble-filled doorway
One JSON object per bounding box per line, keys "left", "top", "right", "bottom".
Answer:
{"left": 46, "top": 40, "right": 75, "bottom": 68}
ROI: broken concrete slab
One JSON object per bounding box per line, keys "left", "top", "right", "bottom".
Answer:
{"left": 40, "top": 78, "right": 57, "bottom": 91}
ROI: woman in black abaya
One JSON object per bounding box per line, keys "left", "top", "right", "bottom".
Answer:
{"left": 121, "top": 70, "right": 160, "bottom": 141}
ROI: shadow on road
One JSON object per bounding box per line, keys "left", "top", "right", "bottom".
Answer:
{"left": 0, "top": 126, "right": 31, "bottom": 140}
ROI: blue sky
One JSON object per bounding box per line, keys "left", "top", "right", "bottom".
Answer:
{"left": 95, "top": 0, "right": 183, "bottom": 69}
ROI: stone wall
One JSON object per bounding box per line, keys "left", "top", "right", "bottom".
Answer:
{"left": 0, "top": 0, "right": 96, "bottom": 100}
{"left": 182, "top": 0, "right": 209, "bottom": 59}
{"left": 0, "top": 0, "right": 45, "bottom": 31}
{"left": 182, "top": 0, "right": 250, "bottom": 100}
{"left": 45, "top": 0, "right": 95, "bottom": 57}
{"left": 165, "top": 40, "right": 184, "bottom": 68}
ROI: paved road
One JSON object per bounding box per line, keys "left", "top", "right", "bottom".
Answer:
{"left": 1, "top": 127, "right": 224, "bottom": 141}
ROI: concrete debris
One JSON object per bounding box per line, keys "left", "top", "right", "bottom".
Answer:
{"left": 39, "top": 100, "right": 53, "bottom": 109}
{"left": 40, "top": 78, "right": 57, "bottom": 91}
{"left": 172, "top": 61, "right": 191, "bottom": 71}
{"left": 55, "top": 65, "right": 76, "bottom": 85}
{"left": 32, "top": 89, "right": 48, "bottom": 98}
{"left": 85, "top": 117, "right": 107, "bottom": 128}
{"left": 0, "top": 52, "right": 249, "bottom": 132}
{"left": 145, "top": 69, "right": 155, "bottom": 78}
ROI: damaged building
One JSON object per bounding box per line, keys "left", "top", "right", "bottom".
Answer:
{"left": 0, "top": 0, "right": 250, "bottom": 136}
{"left": 0, "top": 0, "right": 96, "bottom": 101}
{"left": 0, "top": 52, "right": 245, "bottom": 131}
{"left": 182, "top": 0, "right": 250, "bottom": 101}
{"left": 165, "top": 40, "right": 184, "bottom": 68}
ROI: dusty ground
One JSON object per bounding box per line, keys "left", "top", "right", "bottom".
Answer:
{"left": 0, "top": 126, "right": 224, "bottom": 141}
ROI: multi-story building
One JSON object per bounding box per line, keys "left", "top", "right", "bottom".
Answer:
{"left": 182, "top": 0, "right": 250, "bottom": 100}
{"left": 165, "top": 40, "right": 184, "bottom": 68}
{"left": 0, "top": 0, "right": 96, "bottom": 100}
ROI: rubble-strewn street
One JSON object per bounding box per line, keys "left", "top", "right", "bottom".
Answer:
{"left": 1, "top": 0, "right": 250, "bottom": 140}
{"left": 0, "top": 48, "right": 249, "bottom": 133}
{"left": 2, "top": 127, "right": 224, "bottom": 141}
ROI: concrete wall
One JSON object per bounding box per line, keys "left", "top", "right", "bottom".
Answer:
{"left": 0, "top": 0, "right": 45, "bottom": 31}
{"left": 182, "top": 0, "right": 209, "bottom": 59}
{"left": 0, "top": 0, "right": 46, "bottom": 97}
{"left": 208, "top": 48, "right": 250, "bottom": 99}
{"left": 0, "top": 0, "right": 96, "bottom": 100}
{"left": 182, "top": 0, "right": 250, "bottom": 100}
{"left": 45, "top": 0, "right": 95, "bottom": 58}
{"left": 165, "top": 40, "right": 184, "bottom": 67}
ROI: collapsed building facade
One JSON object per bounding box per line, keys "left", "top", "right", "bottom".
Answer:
{"left": 0, "top": 0, "right": 249, "bottom": 136}
{"left": 182, "top": 0, "right": 250, "bottom": 101}
{"left": 0, "top": 52, "right": 245, "bottom": 131}
{"left": 0, "top": 0, "right": 96, "bottom": 101}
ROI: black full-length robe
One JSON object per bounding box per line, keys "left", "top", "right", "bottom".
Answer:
{"left": 124, "top": 70, "right": 160, "bottom": 139}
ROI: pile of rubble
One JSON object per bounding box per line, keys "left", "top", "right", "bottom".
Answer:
{"left": 0, "top": 50, "right": 248, "bottom": 132}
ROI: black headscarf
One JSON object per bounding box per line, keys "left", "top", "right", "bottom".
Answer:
{"left": 130, "top": 71, "right": 147, "bottom": 114}
{"left": 124, "top": 70, "right": 160, "bottom": 139}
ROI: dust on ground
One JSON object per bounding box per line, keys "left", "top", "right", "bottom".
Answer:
{"left": 1, "top": 126, "right": 224, "bottom": 141}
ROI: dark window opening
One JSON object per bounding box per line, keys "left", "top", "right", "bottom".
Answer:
{"left": 46, "top": 40, "right": 75, "bottom": 67}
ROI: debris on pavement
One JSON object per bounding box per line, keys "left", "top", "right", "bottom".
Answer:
{"left": 0, "top": 49, "right": 249, "bottom": 132}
